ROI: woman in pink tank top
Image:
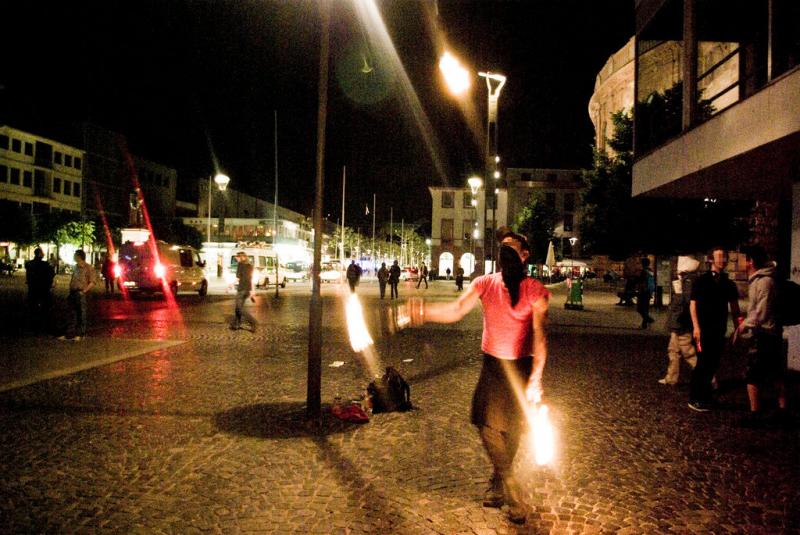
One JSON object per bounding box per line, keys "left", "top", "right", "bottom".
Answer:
{"left": 407, "top": 227, "right": 550, "bottom": 524}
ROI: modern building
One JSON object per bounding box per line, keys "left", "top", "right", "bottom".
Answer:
{"left": 632, "top": 0, "right": 800, "bottom": 369}
{"left": 0, "top": 125, "right": 84, "bottom": 218}
{"left": 428, "top": 184, "right": 508, "bottom": 278}
{"left": 505, "top": 168, "right": 586, "bottom": 258}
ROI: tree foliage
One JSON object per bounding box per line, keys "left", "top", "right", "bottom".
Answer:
{"left": 513, "top": 194, "right": 558, "bottom": 264}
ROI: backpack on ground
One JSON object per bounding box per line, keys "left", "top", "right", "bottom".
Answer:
{"left": 367, "top": 366, "right": 412, "bottom": 413}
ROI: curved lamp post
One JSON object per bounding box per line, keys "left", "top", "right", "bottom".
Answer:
{"left": 467, "top": 176, "right": 483, "bottom": 277}
{"left": 212, "top": 173, "right": 230, "bottom": 278}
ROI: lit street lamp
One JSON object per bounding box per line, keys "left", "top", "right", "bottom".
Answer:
{"left": 440, "top": 53, "right": 506, "bottom": 274}
{"left": 207, "top": 172, "right": 230, "bottom": 278}
{"left": 467, "top": 176, "right": 483, "bottom": 277}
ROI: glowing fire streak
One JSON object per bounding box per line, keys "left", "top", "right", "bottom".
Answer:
{"left": 345, "top": 293, "right": 374, "bottom": 353}
{"left": 528, "top": 403, "right": 556, "bottom": 466}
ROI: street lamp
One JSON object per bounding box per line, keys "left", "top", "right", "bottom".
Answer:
{"left": 466, "top": 176, "right": 483, "bottom": 277}
{"left": 208, "top": 173, "right": 230, "bottom": 278}
{"left": 569, "top": 236, "right": 578, "bottom": 277}
{"left": 440, "top": 54, "right": 506, "bottom": 274}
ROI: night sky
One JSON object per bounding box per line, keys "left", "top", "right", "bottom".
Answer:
{"left": 1, "top": 1, "right": 632, "bottom": 230}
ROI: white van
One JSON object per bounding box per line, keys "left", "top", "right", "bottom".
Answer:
{"left": 118, "top": 240, "right": 208, "bottom": 296}
{"left": 227, "top": 249, "right": 288, "bottom": 288}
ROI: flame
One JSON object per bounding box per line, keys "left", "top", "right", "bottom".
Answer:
{"left": 528, "top": 403, "right": 556, "bottom": 466}
{"left": 345, "top": 293, "right": 374, "bottom": 353}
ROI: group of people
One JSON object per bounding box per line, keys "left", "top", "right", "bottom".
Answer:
{"left": 660, "top": 245, "right": 787, "bottom": 426}
{"left": 25, "top": 247, "right": 97, "bottom": 341}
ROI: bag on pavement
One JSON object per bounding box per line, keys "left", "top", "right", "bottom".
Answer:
{"left": 368, "top": 366, "right": 412, "bottom": 413}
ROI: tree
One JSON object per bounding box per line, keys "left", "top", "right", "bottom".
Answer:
{"left": 513, "top": 194, "right": 558, "bottom": 264}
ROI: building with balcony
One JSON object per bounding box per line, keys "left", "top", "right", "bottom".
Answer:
{"left": 632, "top": 0, "right": 800, "bottom": 369}
{"left": 505, "top": 168, "right": 586, "bottom": 258}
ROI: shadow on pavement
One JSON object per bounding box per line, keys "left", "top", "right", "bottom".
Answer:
{"left": 213, "top": 401, "right": 361, "bottom": 439}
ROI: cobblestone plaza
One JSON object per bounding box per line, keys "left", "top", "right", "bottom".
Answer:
{"left": 1, "top": 278, "right": 798, "bottom": 533}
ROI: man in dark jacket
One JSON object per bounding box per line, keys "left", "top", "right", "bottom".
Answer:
{"left": 688, "top": 247, "right": 741, "bottom": 412}
{"left": 26, "top": 247, "right": 55, "bottom": 334}
{"left": 346, "top": 260, "right": 362, "bottom": 293}
{"left": 388, "top": 260, "right": 401, "bottom": 299}
{"left": 377, "top": 262, "right": 389, "bottom": 299}
{"left": 230, "top": 252, "right": 257, "bottom": 332}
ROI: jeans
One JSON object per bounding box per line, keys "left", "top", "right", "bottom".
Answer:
{"left": 379, "top": 281, "right": 387, "bottom": 299}
{"left": 390, "top": 282, "right": 398, "bottom": 299}
{"left": 479, "top": 425, "right": 522, "bottom": 479}
{"left": 689, "top": 333, "right": 723, "bottom": 403}
{"left": 233, "top": 290, "right": 256, "bottom": 327}
{"left": 67, "top": 290, "right": 87, "bottom": 336}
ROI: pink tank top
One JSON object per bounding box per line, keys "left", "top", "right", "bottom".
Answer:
{"left": 471, "top": 272, "right": 550, "bottom": 359}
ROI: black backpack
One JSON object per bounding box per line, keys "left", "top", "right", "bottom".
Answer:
{"left": 368, "top": 367, "right": 412, "bottom": 413}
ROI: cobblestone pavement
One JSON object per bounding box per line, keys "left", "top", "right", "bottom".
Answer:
{"left": 0, "top": 278, "right": 798, "bottom": 534}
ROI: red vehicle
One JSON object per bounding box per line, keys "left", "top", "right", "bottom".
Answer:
{"left": 400, "top": 267, "right": 419, "bottom": 281}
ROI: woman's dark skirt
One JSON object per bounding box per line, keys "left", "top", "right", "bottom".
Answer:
{"left": 471, "top": 354, "right": 533, "bottom": 433}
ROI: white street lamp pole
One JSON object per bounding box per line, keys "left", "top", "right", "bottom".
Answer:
{"left": 478, "top": 71, "right": 506, "bottom": 274}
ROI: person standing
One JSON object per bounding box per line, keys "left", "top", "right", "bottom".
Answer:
{"left": 377, "top": 262, "right": 389, "bottom": 299}
{"left": 735, "top": 245, "right": 786, "bottom": 426}
{"left": 408, "top": 228, "right": 549, "bottom": 524}
{"left": 637, "top": 257, "right": 656, "bottom": 329}
{"left": 688, "top": 246, "right": 741, "bottom": 412}
{"left": 346, "top": 260, "right": 362, "bottom": 293}
{"left": 455, "top": 266, "right": 465, "bottom": 291}
{"left": 26, "top": 247, "right": 55, "bottom": 335}
{"left": 659, "top": 256, "right": 699, "bottom": 385}
{"left": 445, "top": 267, "right": 451, "bottom": 280}
{"left": 230, "top": 251, "right": 257, "bottom": 332}
{"left": 59, "top": 250, "right": 96, "bottom": 341}
{"left": 101, "top": 253, "right": 115, "bottom": 295}
{"left": 416, "top": 262, "right": 429, "bottom": 289}
{"left": 388, "top": 260, "right": 401, "bottom": 299}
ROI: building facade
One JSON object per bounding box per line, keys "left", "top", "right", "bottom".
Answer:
{"left": 429, "top": 185, "right": 508, "bottom": 278}
{"left": 632, "top": 0, "right": 800, "bottom": 369}
{"left": 505, "top": 168, "right": 586, "bottom": 258}
{"left": 0, "top": 125, "right": 84, "bottom": 218}
{"left": 588, "top": 37, "right": 636, "bottom": 153}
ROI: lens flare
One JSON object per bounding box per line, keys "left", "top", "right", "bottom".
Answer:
{"left": 346, "top": 293, "right": 374, "bottom": 353}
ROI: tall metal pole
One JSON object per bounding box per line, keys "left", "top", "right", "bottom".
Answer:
{"left": 307, "top": 0, "right": 330, "bottom": 420}
{"left": 340, "top": 166, "right": 346, "bottom": 265}
{"left": 274, "top": 110, "right": 280, "bottom": 299}
{"left": 207, "top": 175, "right": 212, "bottom": 245}
{"left": 479, "top": 72, "right": 506, "bottom": 274}
{"left": 371, "top": 193, "right": 376, "bottom": 273}
{"left": 390, "top": 207, "right": 393, "bottom": 261}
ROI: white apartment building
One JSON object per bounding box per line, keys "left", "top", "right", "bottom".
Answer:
{"left": 0, "top": 125, "right": 84, "bottom": 216}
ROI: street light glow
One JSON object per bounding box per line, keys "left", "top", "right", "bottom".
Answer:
{"left": 467, "top": 176, "right": 483, "bottom": 194}
{"left": 439, "top": 52, "right": 471, "bottom": 96}
{"left": 214, "top": 173, "right": 231, "bottom": 191}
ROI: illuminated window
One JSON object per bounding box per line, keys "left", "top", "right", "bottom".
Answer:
{"left": 441, "top": 191, "right": 454, "bottom": 208}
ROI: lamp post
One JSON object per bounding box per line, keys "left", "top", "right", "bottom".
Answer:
{"left": 440, "top": 53, "right": 506, "bottom": 275}
{"left": 467, "top": 176, "right": 483, "bottom": 278}
{"left": 211, "top": 173, "right": 230, "bottom": 278}
{"left": 569, "top": 236, "right": 578, "bottom": 277}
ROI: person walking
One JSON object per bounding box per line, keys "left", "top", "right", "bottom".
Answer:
{"left": 346, "top": 260, "right": 362, "bottom": 293}
{"left": 388, "top": 260, "right": 401, "bottom": 299}
{"left": 416, "top": 262, "right": 429, "bottom": 289}
{"left": 659, "top": 255, "right": 699, "bottom": 385}
{"left": 735, "top": 245, "right": 786, "bottom": 426}
{"left": 59, "top": 250, "right": 96, "bottom": 341}
{"left": 688, "top": 246, "right": 741, "bottom": 412}
{"left": 100, "top": 253, "right": 115, "bottom": 295}
{"left": 230, "top": 251, "right": 257, "bottom": 332}
{"left": 377, "top": 262, "right": 389, "bottom": 299}
{"left": 407, "top": 227, "right": 549, "bottom": 524}
{"left": 637, "top": 257, "right": 656, "bottom": 329}
{"left": 26, "top": 247, "right": 55, "bottom": 335}
{"left": 455, "top": 266, "right": 465, "bottom": 291}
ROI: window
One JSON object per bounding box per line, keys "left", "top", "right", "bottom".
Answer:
{"left": 74, "top": 157, "right": 82, "bottom": 170}
{"left": 441, "top": 191, "right": 454, "bottom": 208}
{"left": 545, "top": 192, "right": 556, "bottom": 209}
{"left": 441, "top": 218, "right": 454, "bottom": 242}
{"left": 23, "top": 171, "right": 32, "bottom": 188}
{"left": 10, "top": 168, "right": 20, "bottom": 185}
{"left": 463, "top": 192, "right": 474, "bottom": 208}
{"left": 53, "top": 177, "right": 61, "bottom": 193}
{"left": 0, "top": 135, "right": 8, "bottom": 149}
{"left": 0, "top": 165, "right": 6, "bottom": 182}
{"left": 463, "top": 219, "right": 474, "bottom": 240}
{"left": 564, "top": 213, "right": 574, "bottom": 232}
{"left": 54, "top": 152, "right": 62, "bottom": 164}
{"left": 11, "top": 139, "right": 21, "bottom": 153}
{"left": 24, "top": 142, "right": 33, "bottom": 156}
{"left": 64, "top": 155, "right": 73, "bottom": 167}
{"left": 179, "top": 249, "right": 193, "bottom": 268}
{"left": 63, "top": 180, "right": 71, "bottom": 195}
{"left": 564, "top": 193, "right": 575, "bottom": 212}
{"left": 73, "top": 183, "right": 80, "bottom": 197}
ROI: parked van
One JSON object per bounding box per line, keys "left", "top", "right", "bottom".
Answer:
{"left": 225, "top": 247, "right": 288, "bottom": 288}
{"left": 117, "top": 240, "right": 208, "bottom": 296}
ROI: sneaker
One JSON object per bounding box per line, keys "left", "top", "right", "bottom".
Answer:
{"left": 482, "top": 474, "right": 503, "bottom": 508}
{"left": 688, "top": 401, "right": 711, "bottom": 412}
{"left": 502, "top": 476, "right": 526, "bottom": 524}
